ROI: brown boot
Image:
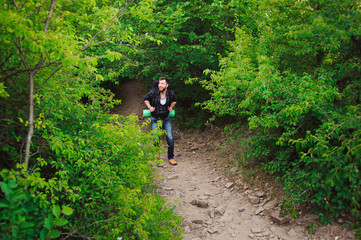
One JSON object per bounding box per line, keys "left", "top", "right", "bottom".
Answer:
{"left": 169, "top": 159, "right": 177, "bottom": 165}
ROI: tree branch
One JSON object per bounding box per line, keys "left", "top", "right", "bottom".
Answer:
{"left": 13, "top": 1, "right": 58, "bottom": 169}
{"left": 73, "top": 1, "right": 133, "bottom": 56}
{"left": 24, "top": 75, "right": 34, "bottom": 169}
{"left": 44, "top": 0, "right": 56, "bottom": 34}
{"left": 14, "top": 40, "right": 33, "bottom": 169}
{"left": 1, "top": 61, "right": 61, "bottom": 83}
{"left": 13, "top": 0, "right": 19, "bottom": 10}
{"left": 20, "top": 0, "right": 28, "bottom": 10}
{"left": 25, "top": 0, "right": 47, "bottom": 18}
{"left": 94, "top": 40, "right": 109, "bottom": 45}
{"left": 34, "top": 64, "right": 62, "bottom": 93}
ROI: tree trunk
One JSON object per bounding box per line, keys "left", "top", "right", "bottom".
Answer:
{"left": 23, "top": 0, "right": 56, "bottom": 169}
{"left": 24, "top": 72, "right": 34, "bottom": 169}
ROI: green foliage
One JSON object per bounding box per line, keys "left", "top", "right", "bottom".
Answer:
{"left": 108, "top": 0, "right": 259, "bottom": 127}
{"left": 1, "top": 0, "right": 181, "bottom": 239}
{"left": 3, "top": 0, "right": 360, "bottom": 237}
{"left": 43, "top": 113, "right": 181, "bottom": 238}
{"left": 0, "top": 83, "right": 9, "bottom": 98}
{"left": 197, "top": 0, "right": 361, "bottom": 232}
{"left": 0, "top": 178, "right": 72, "bottom": 239}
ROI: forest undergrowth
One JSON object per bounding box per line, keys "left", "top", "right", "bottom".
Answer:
{"left": 1, "top": 0, "right": 360, "bottom": 239}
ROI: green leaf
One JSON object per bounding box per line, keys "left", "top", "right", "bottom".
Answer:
{"left": 40, "top": 228, "right": 48, "bottom": 240}
{"left": 12, "top": 192, "right": 27, "bottom": 202}
{"left": 54, "top": 218, "right": 68, "bottom": 226}
{"left": 8, "top": 180, "right": 18, "bottom": 188}
{"left": 61, "top": 206, "right": 74, "bottom": 216}
{"left": 52, "top": 205, "right": 61, "bottom": 218}
{"left": 44, "top": 215, "right": 54, "bottom": 230}
{"left": 0, "top": 199, "right": 10, "bottom": 208}
{"left": 48, "top": 229, "right": 61, "bottom": 238}
{"left": 21, "top": 221, "right": 35, "bottom": 229}
{"left": 0, "top": 182, "right": 11, "bottom": 197}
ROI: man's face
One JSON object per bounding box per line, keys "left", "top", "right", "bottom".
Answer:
{"left": 158, "top": 80, "right": 168, "bottom": 92}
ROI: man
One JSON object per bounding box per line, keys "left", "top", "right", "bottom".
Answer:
{"left": 144, "top": 77, "right": 177, "bottom": 165}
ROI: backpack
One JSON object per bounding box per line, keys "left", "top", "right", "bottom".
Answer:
{"left": 150, "top": 79, "right": 159, "bottom": 94}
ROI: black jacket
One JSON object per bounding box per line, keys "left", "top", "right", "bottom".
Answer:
{"left": 144, "top": 90, "right": 177, "bottom": 119}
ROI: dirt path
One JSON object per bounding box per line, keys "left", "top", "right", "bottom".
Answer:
{"left": 113, "top": 79, "right": 355, "bottom": 240}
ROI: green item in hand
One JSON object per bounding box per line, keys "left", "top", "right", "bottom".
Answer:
{"left": 169, "top": 109, "right": 175, "bottom": 118}
{"left": 143, "top": 109, "right": 175, "bottom": 118}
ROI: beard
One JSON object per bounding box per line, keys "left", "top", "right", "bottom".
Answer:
{"left": 159, "top": 87, "right": 166, "bottom": 93}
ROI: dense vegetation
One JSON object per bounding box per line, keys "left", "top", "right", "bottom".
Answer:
{"left": 194, "top": 0, "right": 361, "bottom": 234}
{"left": 0, "top": 1, "right": 181, "bottom": 239}
{"left": 1, "top": 0, "right": 360, "bottom": 239}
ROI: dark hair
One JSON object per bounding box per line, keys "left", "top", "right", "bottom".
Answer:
{"left": 158, "top": 76, "right": 168, "bottom": 83}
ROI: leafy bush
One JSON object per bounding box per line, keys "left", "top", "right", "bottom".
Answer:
{"left": 0, "top": 174, "right": 74, "bottom": 239}
{"left": 1, "top": 104, "right": 182, "bottom": 239}
{"left": 196, "top": 0, "right": 361, "bottom": 233}
{"left": 45, "top": 113, "right": 182, "bottom": 239}
{"left": 0, "top": 1, "right": 182, "bottom": 238}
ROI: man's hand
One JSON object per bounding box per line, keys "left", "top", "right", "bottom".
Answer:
{"left": 149, "top": 106, "right": 155, "bottom": 112}
{"left": 168, "top": 106, "right": 173, "bottom": 112}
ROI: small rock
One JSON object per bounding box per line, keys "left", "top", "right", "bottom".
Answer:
{"left": 191, "top": 219, "right": 204, "bottom": 224}
{"left": 270, "top": 210, "right": 291, "bottom": 225}
{"left": 251, "top": 227, "right": 262, "bottom": 233}
{"left": 222, "top": 191, "right": 231, "bottom": 199}
{"left": 256, "top": 191, "right": 266, "bottom": 198}
{"left": 190, "top": 200, "right": 208, "bottom": 208}
{"left": 190, "top": 147, "right": 199, "bottom": 151}
{"left": 249, "top": 233, "right": 254, "bottom": 239}
{"left": 208, "top": 209, "right": 215, "bottom": 218}
{"left": 255, "top": 207, "right": 264, "bottom": 215}
{"left": 241, "top": 213, "right": 252, "bottom": 220}
{"left": 296, "top": 214, "right": 319, "bottom": 225}
{"left": 287, "top": 228, "right": 297, "bottom": 237}
{"left": 212, "top": 176, "right": 222, "bottom": 182}
{"left": 165, "top": 187, "right": 174, "bottom": 191}
{"left": 220, "top": 212, "right": 234, "bottom": 222}
{"left": 263, "top": 200, "right": 278, "bottom": 210}
{"left": 200, "top": 195, "right": 209, "bottom": 200}
{"left": 238, "top": 207, "right": 245, "bottom": 212}
{"left": 248, "top": 195, "right": 260, "bottom": 205}
{"left": 207, "top": 227, "right": 219, "bottom": 234}
{"left": 225, "top": 182, "right": 235, "bottom": 189}
{"left": 215, "top": 206, "right": 225, "bottom": 215}
{"left": 168, "top": 174, "right": 179, "bottom": 180}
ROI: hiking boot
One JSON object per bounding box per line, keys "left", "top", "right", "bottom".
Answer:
{"left": 169, "top": 159, "right": 177, "bottom": 165}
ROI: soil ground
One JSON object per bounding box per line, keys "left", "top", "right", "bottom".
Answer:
{"left": 111, "top": 79, "right": 356, "bottom": 240}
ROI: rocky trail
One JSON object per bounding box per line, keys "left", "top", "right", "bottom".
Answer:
{"left": 112, "top": 80, "right": 356, "bottom": 240}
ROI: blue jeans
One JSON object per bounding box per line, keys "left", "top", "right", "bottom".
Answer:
{"left": 151, "top": 116, "right": 174, "bottom": 160}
